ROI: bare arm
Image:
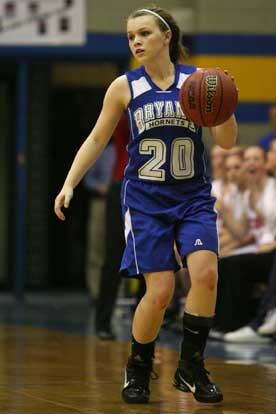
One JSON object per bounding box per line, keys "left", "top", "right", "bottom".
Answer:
{"left": 217, "top": 201, "right": 248, "bottom": 239}
{"left": 210, "top": 114, "right": 238, "bottom": 150}
{"left": 54, "top": 75, "right": 130, "bottom": 220}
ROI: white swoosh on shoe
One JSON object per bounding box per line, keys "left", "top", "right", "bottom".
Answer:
{"left": 124, "top": 369, "right": 130, "bottom": 388}
{"left": 179, "top": 373, "right": 196, "bottom": 394}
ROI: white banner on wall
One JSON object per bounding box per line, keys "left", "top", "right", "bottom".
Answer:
{"left": 0, "top": 0, "right": 86, "bottom": 45}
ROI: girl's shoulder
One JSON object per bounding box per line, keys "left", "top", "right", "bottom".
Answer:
{"left": 105, "top": 75, "right": 130, "bottom": 110}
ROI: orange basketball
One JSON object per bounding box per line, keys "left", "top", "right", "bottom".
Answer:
{"left": 179, "top": 68, "right": 238, "bottom": 127}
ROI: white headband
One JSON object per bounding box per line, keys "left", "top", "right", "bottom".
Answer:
{"left": 139, "top": 9, "right": 171, "bottom": 31}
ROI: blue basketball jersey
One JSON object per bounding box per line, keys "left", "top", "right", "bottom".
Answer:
{"left": 124, "top": 64, "right": 209, "bottom": 185}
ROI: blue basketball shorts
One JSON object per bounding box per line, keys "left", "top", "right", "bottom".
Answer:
{"left": 120, "top": 178, "right": 218, "bottom": 278}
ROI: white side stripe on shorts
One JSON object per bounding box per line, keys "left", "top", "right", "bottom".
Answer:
{"left": 124, "top": 208, "right": 140, "bottom": 275}
{"left": 123, "top": 180, "right": 139, "bottom": 275}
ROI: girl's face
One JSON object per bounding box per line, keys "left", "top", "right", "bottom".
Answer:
{"left": 210, "top": 146, "right": 226, "bottom": 174}
{"left": 225, "top": 155, "right": 243, "bottom": 184}
{"left": 127, "top": 15, "right": 170, "bottom": 62}
{"left": 243, "top": 147, "right": 266, "bottom": 179}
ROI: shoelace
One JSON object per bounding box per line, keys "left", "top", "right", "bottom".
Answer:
{"left": 128, "top": 362, "right": 159, "bottom": 387}
{"left": 192, "top": 356, "right": 211, "bottom": 386}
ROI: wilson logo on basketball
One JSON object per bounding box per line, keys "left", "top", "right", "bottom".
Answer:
{"left": 179, "top": 68, "right": 238, "bottom": 127}
{"left": 205, "top": 76, "right": 217, "bottom": 113}
{"left": 188, "top": 80, "right": 196, "bottom": 110}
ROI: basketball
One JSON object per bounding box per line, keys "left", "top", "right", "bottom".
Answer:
{"left": 179, "top": 68, "right": 238, "bottom": 127}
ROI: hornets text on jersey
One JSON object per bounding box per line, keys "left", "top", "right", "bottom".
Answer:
{"left": 124, "top": 64, "right": 209, "bottom": 185}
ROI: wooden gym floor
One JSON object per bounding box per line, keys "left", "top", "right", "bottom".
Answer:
{"left": 0, "top": 323, "right": 276, "bottom": 413}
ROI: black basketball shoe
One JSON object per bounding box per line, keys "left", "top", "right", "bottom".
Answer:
{"left": 173, "top": 354, "right": 223, "bottom": 403}
{"left": 122, "top": 357, "right": 154, "bottom": 404}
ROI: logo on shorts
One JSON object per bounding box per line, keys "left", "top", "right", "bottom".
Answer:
{"left": 194, "top": 239, "right": 203, "bottom": 246}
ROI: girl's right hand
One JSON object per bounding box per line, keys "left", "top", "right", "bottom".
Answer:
{"left": 54, "top": 186, "right": 74, "bottom": 221}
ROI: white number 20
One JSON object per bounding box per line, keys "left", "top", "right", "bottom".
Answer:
{"left": 138, "top": 137, "right": 195, "bottom": 181}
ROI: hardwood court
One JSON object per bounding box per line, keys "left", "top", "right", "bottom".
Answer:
{"left": 0, "top": 324, "right": 275, "bottom": 413}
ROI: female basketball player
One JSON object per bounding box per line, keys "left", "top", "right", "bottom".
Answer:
{"left": 55, "top": 6, "right": 237, "bottom": 404}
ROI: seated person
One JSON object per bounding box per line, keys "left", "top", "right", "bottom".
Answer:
{"left": 266, "top": 138, "right": 276, "bottom": 178}
{"left": 210, "top": 145, "right": 228, "bottom": 181}
{"left": 213, "top": 150, "right": 252, "bottom": 257}
{"left": 257, "top": 103, "right": 276, "bottom": 152}
{"left": 214, "top": 146, "right": 276, "bottom": 342}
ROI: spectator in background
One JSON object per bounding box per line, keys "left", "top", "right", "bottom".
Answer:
{"left": 254, "top": 252, "right": 276, "bottom": 337}
{"left": 214, "top": 151, "right": 253, "bottom": 257}
{"left": 83, "top": 142, "right": 115, "bottom": 302}
{"left": 257, "top": 103, "right": 276, "bottom": 152}
{"left": 210, "top": 145, "right": 227, "bottom": 195}
{"left": 214, "top": 146, "right": 276, "bottom": 342}
{"left": 95, "top": 113, "right": 129, "bottom": 340}
{"left": 219, "top": 146, "right": 276, "bottom": 249}
{"left": 266, "top": 138, "right": 276, "bottom": 177}
{"left": 217, "top": 248, "right": 276, "bottom": 343}
{"left": 211, "top": 145, "right": 243, "bottom": 200}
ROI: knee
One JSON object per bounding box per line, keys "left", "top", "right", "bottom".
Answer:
{"left": 152, "top": 288, "right": 174, "bottom": 311}
{"left": 195, "top": 267, "right": 218, "bottom": 291}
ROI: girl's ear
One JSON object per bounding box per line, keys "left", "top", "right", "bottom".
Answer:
{"left": 164, "top": 30, "right": 172, "bottom": 45}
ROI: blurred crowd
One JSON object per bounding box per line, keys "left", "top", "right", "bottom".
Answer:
{"left": 83, "top": 104, "right": 276, "bottom": 345}
{"left": 210, "top": 141, "right": 276, "bottom": 343}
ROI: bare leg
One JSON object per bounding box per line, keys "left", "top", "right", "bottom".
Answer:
{"left": 186, "top": 250, "right": 218, "bottom": 316}
{"left": 132, "top": 270, "right": 175, "bottom": 343}
{"left": 122, "top": 270, "right": 175, "bottom": 404}
{"left": 173, "top": 250, "right": 223, "bottom": 403}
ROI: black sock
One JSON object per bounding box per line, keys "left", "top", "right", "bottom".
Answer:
{"left": 180, "top": 311, "right": 213, "bottom": 362}
{"left": 130, "top": 335, "right": 155, "bottom": 363}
